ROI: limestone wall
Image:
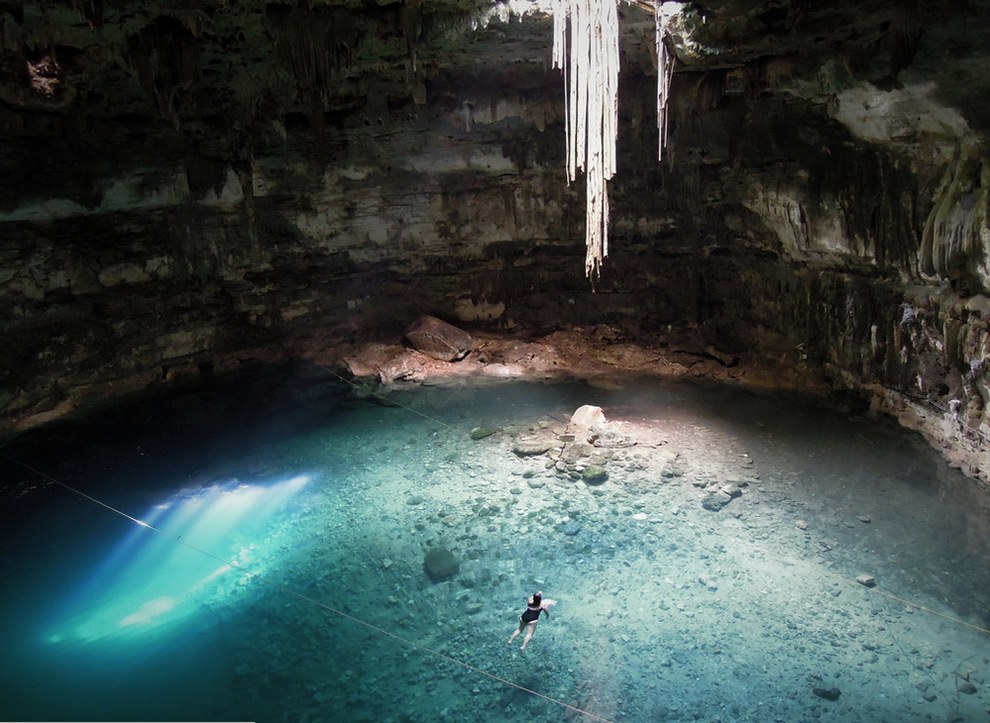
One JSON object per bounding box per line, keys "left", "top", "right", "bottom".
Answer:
{"left": 0, "top": 1, "right": 988, "bottom": 483}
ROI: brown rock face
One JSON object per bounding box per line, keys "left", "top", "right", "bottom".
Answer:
{"left": 404, "top": 316, "right": 472, "bottom": 362}
{"left": 1, "top": 1, "right": 989, "bottom": 484}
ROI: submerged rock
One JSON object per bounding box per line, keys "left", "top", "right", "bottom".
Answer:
{"left": 561, "top": 520, "right": 582, "bottom": 536}
{"left": 423, "top": 547, "right": 460, "bottom": 581}
{"left": 513, "top": 441, "right": 554, "bottom": 456}
{"left": 702, "top": 492, "right": 732, "bottom": 511}
{"left": 582, "top": 465, "right": 608, "bottom": 484}
{"left": 470, "top": 426, "right": 497, "bottom": 440}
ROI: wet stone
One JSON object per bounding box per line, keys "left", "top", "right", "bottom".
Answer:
{"left": 721, "top": 483, "right": 744, "bottom": 498}
{"left": 582, "top": 466, "right": 608, "bottom": 484}
{"left": 702, "top": 492, "right": 732, "bottom": 511}
{"left": 561, "top": 520, "right": 582, "bottom": 536}
{"left": 513, "top": 441, "right": 554, "bottom": 457}
{"left": 470, "top": 427, "right": 497, "bottom": 440}
{"left": 698, "top": 574, "right": 718, "bottom": 592}
{"left": 423, "top": 547, "right": 460, "bottom": 581}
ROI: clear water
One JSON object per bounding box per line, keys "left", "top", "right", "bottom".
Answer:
{"left": 1, "top": 366, "right": 988, "bottom": 722}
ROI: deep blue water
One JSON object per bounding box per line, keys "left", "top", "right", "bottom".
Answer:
{"left": 1, "top": 366, "right": 988, "bottom": 722}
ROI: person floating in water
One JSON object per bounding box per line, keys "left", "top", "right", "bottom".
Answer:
{"left": 507, "top": 590, "right": 556, "bottom": 651}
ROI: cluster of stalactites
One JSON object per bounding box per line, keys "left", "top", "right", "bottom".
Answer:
{"left": 551, "top": 0, "right": 675, "bottom": 280}
{"left": 655, "top": 2, "right": 676, "bottom": 162}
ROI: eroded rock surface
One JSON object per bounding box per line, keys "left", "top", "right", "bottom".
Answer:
{"left": 1, "top": 1, "right": 989, "bottom": 488}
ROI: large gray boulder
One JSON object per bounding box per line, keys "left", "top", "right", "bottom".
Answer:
{"left": 423, "top": 547, "right": 460, "bottom": 581}
{"left": 404, "top": 315, "right": 473, "bottom": 362}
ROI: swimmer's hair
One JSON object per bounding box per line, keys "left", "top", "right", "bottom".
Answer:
{"left": 531, "top": 592, "right": 542, "bottom": 606}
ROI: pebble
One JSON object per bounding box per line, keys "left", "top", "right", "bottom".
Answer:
{"left": 698, "top": 574, "right": 718, "bottom": 592}
{"left": 562, "top": 520, "right": 582, "bottom": 536}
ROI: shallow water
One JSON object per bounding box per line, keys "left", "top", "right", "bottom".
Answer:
{"left": 1, "top": 366, "right": 988, "bottom": 722}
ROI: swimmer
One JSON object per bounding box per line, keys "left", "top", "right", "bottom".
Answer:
{"left": 507, "top": 590, "right": 556, "bottom": 651}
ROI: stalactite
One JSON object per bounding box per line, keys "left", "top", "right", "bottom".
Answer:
{"left": 655, "top": 2, "right": 676, "bottom": 161}
{"left": 552, "top": 1, "right": 676, "bottom": 280}
{"left": 126, "top": 17, "right": 201, "bottom": 129}
{"left": 552, "top": 0, "right": 619, "bottom": 281}
{"left": 270, "top": 7, "right": 359, "bottom": 109}
{"left": 920, "top": 150, "right": 990, "bottom": 281}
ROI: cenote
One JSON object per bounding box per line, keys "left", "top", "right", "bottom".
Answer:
{"left": 1, "top": 365, "right": 988, "bottom": 722}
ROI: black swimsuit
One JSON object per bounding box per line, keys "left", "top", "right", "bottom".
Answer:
{"left": 520, "top": 605, "right": 542, "bottom": 624}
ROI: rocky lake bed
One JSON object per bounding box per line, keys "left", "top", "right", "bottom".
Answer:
{"left": 2, "top": 374, "right": 988, "bottom": 722}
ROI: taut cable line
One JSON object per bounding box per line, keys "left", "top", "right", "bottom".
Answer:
{"left": 309, "top": 362, "right": 990, "bottom": 639}
{"left": 0, "top": 451, "right": 614, "bottom": 723}
{"left": 3, "top": 365, "right": 987, "bottom": 721}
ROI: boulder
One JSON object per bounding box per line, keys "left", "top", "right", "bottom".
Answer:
{"left": 702, "top": 492, "right": 732, "bottom": 511}
{"left": 404, "top": 315, "right": 472, "bottom": 362}
{"left": 423, "top": 547, "right": 460, "bottom": 581}
{"left": 581, "top": 465, "right": 608, "bottom": 485}
{"left": 570, "top": 404, "right": 607, "bottom": 430}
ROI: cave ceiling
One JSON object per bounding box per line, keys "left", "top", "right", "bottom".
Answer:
{"left": 4, "top": 2, "right": 990, "bottom": 480}
{"left": 1, "top": 1, "right": 988, "bottom": 149}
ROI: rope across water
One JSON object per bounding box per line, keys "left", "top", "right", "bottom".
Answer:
{"left": 319, "top": 364, "right": 990, "bottom": 639}
{"left": 2, "top": 370, "right": 986, "bottom": 721}
{"left": 1, "top": 451, "right": 614, "bottom": 722}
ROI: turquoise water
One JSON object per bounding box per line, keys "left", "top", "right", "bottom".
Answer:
{"left": 1, "top": 366, "right": 988, "bottom": 722}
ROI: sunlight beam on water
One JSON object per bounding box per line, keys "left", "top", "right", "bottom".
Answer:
{"left": 45, "top": 474, "right": 310, "bottom": 647}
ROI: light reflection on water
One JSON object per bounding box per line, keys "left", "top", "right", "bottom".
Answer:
{"left": 0, "top": 371, "right": 987, "bottom": 722}
{"left": 45, "top": 474, "right": 309, "bottom": 647}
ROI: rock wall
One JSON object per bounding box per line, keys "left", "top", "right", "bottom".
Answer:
{"left": 0, "top": 1, "right": 988, "bottom": 483}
